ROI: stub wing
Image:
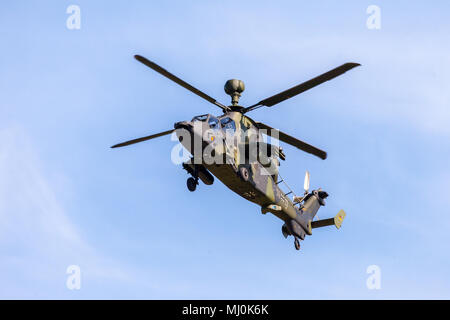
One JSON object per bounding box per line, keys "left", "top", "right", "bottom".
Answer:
{"left": 311, "top": 209, "right": 346, "bottom": 229}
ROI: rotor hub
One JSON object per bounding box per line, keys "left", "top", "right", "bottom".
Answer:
{"left": 224, "top": 79, "right": 245, "bottom": 106}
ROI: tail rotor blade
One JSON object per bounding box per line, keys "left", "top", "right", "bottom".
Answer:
{"left": 304, "top": 171, "right": 310, "bottom": 193}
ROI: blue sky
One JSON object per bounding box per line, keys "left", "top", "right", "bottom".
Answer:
{"left": 1, "top": 1, "right": 449, "bottom": 299}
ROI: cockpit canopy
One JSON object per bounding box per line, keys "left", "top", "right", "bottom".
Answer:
{"left": 191, "top": 114, "right": 236, "bottom": 133}
{"left": 208, "top": 116, "right": 220, "bottom": 129}
{"left": 220, "top": 117, "right": 236, "bottom": 133}
{"left": 192, "top": 114, "right": 208, "bottom": 122}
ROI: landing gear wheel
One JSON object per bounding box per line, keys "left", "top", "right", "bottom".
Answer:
{"left": 239, "top": 166, "right": 249, "bottom": 181}
{"left": 187, "top": 177, "right": 197, "bottom": 192}
{"left": 294, "top": 238, "right": 300, "bottom": 251}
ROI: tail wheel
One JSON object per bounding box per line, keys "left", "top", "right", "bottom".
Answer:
{"left": 294, "top": 238, "right": 300, "bottom": 251}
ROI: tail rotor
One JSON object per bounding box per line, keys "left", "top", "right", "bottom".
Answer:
{"left": 303, "top": 170, "right": 310, "bottom": 195}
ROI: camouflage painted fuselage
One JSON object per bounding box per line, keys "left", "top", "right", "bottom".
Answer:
{"left": 175, "top": 111, "right": 323, "bottom": 240}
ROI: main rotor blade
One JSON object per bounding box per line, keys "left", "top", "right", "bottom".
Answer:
{"left": 256, "top": 122, "right": 327, "bottom": 160}
{"left": 243, "top": 62, "right": 360, "bottom": 113}
{"left": 111, "top": 129, "right": 174, "bottom": 148}
{"left": 134, "top": 55, "right": 229, "bottom": 111}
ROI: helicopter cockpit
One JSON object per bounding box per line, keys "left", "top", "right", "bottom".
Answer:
{"left": 192, "top": 114, "right": 209, "bottom": 122}
{"left": 191, "top": 114, "right": 237, "bottom": 136}
{"left": 192, "top": 114, "right": 221, "bottom": 131}
{"left": 219, "top": 116, "right": 236, "bottom": 134}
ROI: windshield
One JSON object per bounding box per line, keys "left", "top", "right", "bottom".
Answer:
{"left": 208, "top": 116, "right": 220, "bottom": 129}
{"left": 220, "top": 117, "right": 236, "bottom": 134}
{"left": 192, "top": 114, "right": 208, "bottom": 122}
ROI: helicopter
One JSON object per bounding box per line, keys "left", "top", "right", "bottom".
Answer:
{"left": 112, "top": 55, "right": 360, "bottom": 250}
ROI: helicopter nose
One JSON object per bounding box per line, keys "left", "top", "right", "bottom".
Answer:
{"left": 174, "top": 121, "right": 193, "bottom": 130}
{"left": 174, "top": 120, "right": 196, "bottom": 145}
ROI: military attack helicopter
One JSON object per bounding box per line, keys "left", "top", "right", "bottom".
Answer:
{"left": 112, "top": 55, "right": 360, "bottom": 250}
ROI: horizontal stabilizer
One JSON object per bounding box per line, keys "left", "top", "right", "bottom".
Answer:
{"left": 311, "top": 210, "right": 346, "bottom": 229}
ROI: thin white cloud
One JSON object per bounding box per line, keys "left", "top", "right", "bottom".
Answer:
{"left": 0, "top": 125, "right": 134, "bottom": 298}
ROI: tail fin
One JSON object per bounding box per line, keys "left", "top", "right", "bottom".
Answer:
{"left": 301, "top": 189, "right": 328, "bottom": 221}
{"left": 311, "top": 210, "right": 346, "bottom": 229}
